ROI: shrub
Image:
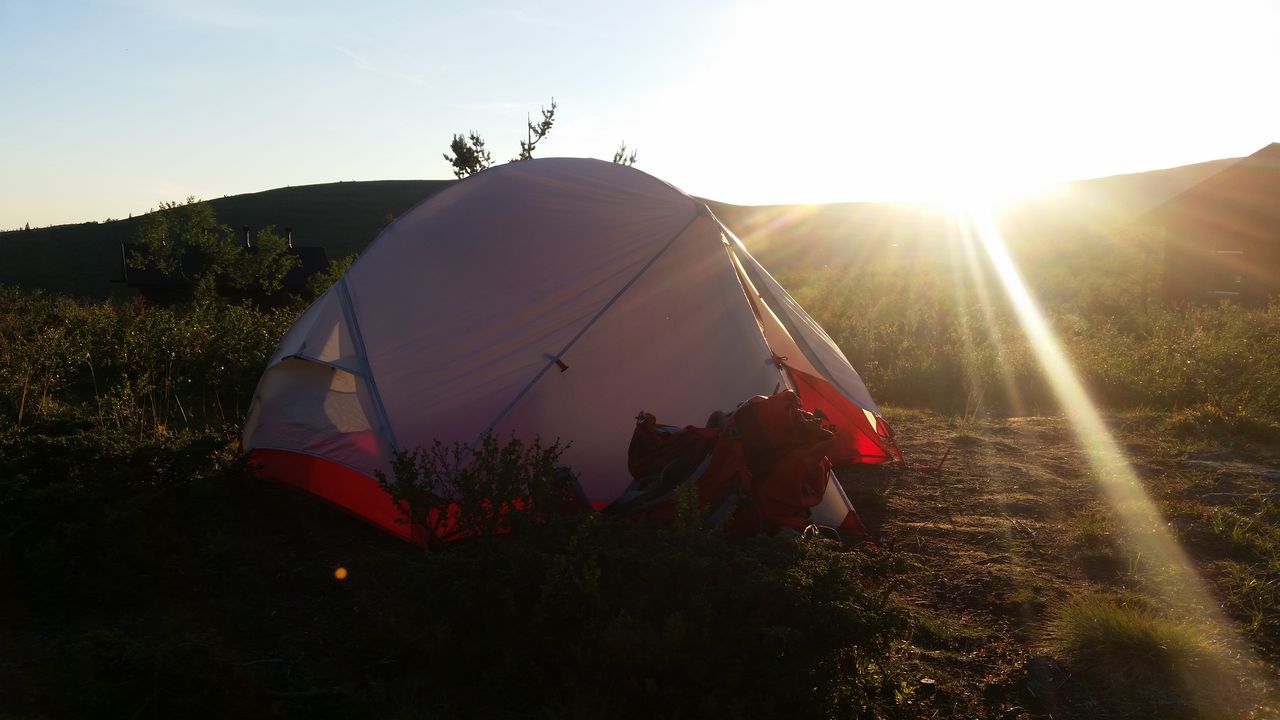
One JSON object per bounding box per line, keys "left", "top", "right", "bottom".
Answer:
{"left": 0, "top": 287, "right": 293, "bottom": 432}
{"left": 381, "top": 514, "right": 911, "bottom": 718}
{"left": 375, "top": 433, "right": 578, "bottom": 543}
{"left": 369, "top": 432, "right": 913, "bottom": 716}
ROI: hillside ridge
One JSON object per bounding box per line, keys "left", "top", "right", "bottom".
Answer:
{"left": 0, "top": 157, "right": 1243, "bottom": 298}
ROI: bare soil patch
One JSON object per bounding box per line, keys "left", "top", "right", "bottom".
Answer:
{"left": 838, "top": 409, "right": 1280, "bottom": 718}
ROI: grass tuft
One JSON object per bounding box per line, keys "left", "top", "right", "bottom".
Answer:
{"left": 1045, "top": 594, "right": 1250, "bottom": 718}
{"left": 1165, "top": 404, "right": 1280, "bottom": 446}
{"left": 911, "top": 611, "right": 988, "bottom": 650}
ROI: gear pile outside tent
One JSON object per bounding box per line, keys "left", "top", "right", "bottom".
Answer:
{"left": 242, "top": 158, "right": 899, "bottom": 545}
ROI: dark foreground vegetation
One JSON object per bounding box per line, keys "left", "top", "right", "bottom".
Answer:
{"left": 3, "top": 209, "right": 1280, "bottom": 717}
{"left": 2, "top": 425, "right": 906, "bottom": 717}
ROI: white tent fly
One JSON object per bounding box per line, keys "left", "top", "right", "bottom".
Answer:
{"left": 242, "top": 158, "right": 897, "bottom": 545}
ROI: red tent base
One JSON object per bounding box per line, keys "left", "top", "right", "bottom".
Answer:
{"left": 247, "top": 449, "right": 429, "bottom": 547}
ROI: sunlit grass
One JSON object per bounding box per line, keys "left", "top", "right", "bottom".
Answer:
{"left": 948, "top": 212, "right": 1027, "bottom": 415}
{"left": 1166, "top": 404, "right": 1280, "bottom": 446}
{"left": 1046, "top": 594, "right": 1247, "bottom": 718}
{"left": 966, "top": 206, "right": 1267, "bottom": 698}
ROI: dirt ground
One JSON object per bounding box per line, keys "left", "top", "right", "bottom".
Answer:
{"left": 838, "top": 408, "right": 1280, "bottom": 719}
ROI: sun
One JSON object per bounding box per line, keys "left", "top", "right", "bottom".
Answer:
{"left": 863, "top": 165, "right": 1038, "bottom": 213}
{"left": 645, "top": 0, "right": 1243, "bottom": 210}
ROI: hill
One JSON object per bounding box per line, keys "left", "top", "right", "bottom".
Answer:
{"left": 708, "top": 156, "right": 1238, "bottom": 274}
{"left": 1142, "top": 144, "right": 1280, "bottom": 302}
{"left": 0, "top": 158, "right": 1239, "bottom": 299}
{"left": 3, "top": 156, "right": 1279, "bottom": 719}
{"left": 0, "top": 180, "right": 450, "bottom": 298}
{"left": 1045, "top": 156, "right": 1238, "bottom": 230}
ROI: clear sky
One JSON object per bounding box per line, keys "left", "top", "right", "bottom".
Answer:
{"left": 2, "top": 0, "right": 1278, "bottom": 229}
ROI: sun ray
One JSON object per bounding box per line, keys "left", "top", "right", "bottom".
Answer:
{"left": 954, "top": 214, "right": 1028, "bottom": 415}
{"left": 967, "top": 206, "right": 1264, "bottom": 689}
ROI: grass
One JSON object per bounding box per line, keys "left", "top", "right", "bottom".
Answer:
{"left": 1166, "top": 404, "right": 1280, "bottom": 446}
{"left": 6, "top": 358, "right": 1280, "bottom": 717}
{"left": 1044, "top": 594, "right": 1250, "bottom": 718}
{"left": 790, "top": 263, "right": 1280, "bottom": 419}
{"left": 1221, "top": 559, "right": 1280, "bottom": 646}
{"left": 4, "top": 167, "right": 1280, "bottom": 717}
{"left": 1071, "top": 507, "right": 1115, "bottom": 549}
{"left": 1211, "top": 508, "right": 1269, "bottom": 557}
{"left": 1202, "top": 493, "right": 1280, "bottom": 654}
{"left": 910, "top": 611, "right": 990, "bottom": 651}
{"left": 1069, "top": 508, "right": 1126, "bottom": 579}
{"left": 1, "top": 424, "right": 914, "bottom": 718}
{"left": 876, "top": 409, "right": 1280, "bottom": 718}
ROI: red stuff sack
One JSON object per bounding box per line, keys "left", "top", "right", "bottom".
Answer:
{"left": 608, "top": 390, "right": 849, "bottom": 537}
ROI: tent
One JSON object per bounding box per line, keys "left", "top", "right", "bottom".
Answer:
{"left": 242, "top": 158, "right": 898, "bottom": 545}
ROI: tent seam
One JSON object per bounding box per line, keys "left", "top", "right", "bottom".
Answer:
{"left": 337, "top": 278, "right": 401, "bottom": 451}
{"left": 474, "top": 203, "right": 705, "bottom": 441}
{"left": 727, "top": 232, "right": 878, "bottom": 416}
{"left": 247, "top": 445, "right": 384, "bottom": 481}
{"left": 720, "top": 232, "right": 794, "bottom": 392}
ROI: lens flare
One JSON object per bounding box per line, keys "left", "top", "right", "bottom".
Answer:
{"left": 943, "top": 211, "right": 1027, "bottom": 415}
{"left": 966, "top": 206, "right": 1260, "bottom": 681}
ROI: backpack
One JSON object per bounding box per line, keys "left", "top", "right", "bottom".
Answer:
{"left": 607, "top": 390, "right": 867, "bottom": 540}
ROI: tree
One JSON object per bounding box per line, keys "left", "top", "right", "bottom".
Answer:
{"left": 443, "top": 131, "right": 493, "bottom": 179}
{"left": 231, "top": 226, "right": 299, "bottom": 295}
{"left": 305, "top": 254, "right": 357, "bottom": 298}
{"left": 443, "top": 97, "right": 637, "bottom": 178}
{"left": 512, "top": 98, "right": 556, "bottom": 162}
{"left": 129, "top": 198, "right": 235, "bottom": 284}
{"left": 128, "top": 198, "right": 297, "bottom": 300}
{"left": 612, "top": 142, "right": 637, "bottom": 167}
{"left": 443, "top": 98, "right": 556, "bottom": 179}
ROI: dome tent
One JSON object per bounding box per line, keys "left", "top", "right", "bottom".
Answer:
{"left": 242, "top": 158, "right": 898, "bottom": 545}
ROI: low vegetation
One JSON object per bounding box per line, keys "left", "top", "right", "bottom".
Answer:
{"left": 3, "top": 205, "right": 1280, "bottom": 717}
{"left": 788, "top": 259, "right": 1280, "bottom": 419}
{"left": 2, "top": 419, "right": 910, "bottom": 718}
{"left": 1044, "top": 595, "right": 1244, "bottom": 718}
{"left": 0, "top": 286, "right": 292, "bottom": 433}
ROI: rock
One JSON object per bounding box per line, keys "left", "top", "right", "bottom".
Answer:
{"left": 1023, "top": 655, "right": 1070, "bottom": 698}
{"left": 917, "top": 676, "right": 936, "bottom": 697}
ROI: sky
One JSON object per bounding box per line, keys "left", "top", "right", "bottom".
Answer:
{"left": 2, "top": 0, "right": 1278, "bottom": 229}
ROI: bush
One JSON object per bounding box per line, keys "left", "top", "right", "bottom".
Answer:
{"left": 370, "top": 433, "right": 913, "bottom": 716}
{"left": 381, "top": 513, "right": 911, "bottom": 718}
{"left": 2, "top": 418, "right": 913, "bottom": 719}
{"left": 0, "top": 287, "right": 293, "bottom": 432}
{"left": 376, "top": 433, "right": 577, "bottom": 543}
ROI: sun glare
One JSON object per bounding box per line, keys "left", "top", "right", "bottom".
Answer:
{"left": 648, "top": 0, "right": 1080, "bottom": 207}
{"left": 967, "top": 208, "right": 1264, "bottom": 688}
{"left": 638, "top": 0, "right": 1279, "bottom": 210}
